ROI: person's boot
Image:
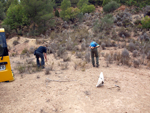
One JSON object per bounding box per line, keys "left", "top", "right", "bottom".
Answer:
{"left": 37, "top": 65, "right": 40, "bottom": 68}
{"left": 42, "top": 66, "right": 45, "bottom": 69}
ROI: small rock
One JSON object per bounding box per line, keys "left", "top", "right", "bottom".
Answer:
{"left": 37, "top": 75, "right": 40, "bottom": 79}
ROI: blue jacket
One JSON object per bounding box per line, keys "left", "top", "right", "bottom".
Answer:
{"left": 90, "top": 41, "right": 99, "bottom": 47}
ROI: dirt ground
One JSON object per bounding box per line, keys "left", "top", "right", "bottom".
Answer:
{"left": 1, "top": 37, "right": 150, "bottom": 113}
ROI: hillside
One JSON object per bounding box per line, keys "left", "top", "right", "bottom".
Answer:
{"left": 1, "top": 4, "right": 150, "bottom": 113}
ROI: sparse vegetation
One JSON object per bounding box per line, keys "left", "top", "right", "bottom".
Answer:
{"left": 45, "top": 67, "right": 51, "bottom": 75}
{"left": 16, "top": 64, "right": 26, "bottom": 74}
{"left": 13, "top": 40, "right": 19, "bottom": 46}
{"left": 21, "top": 48, "right": 28, "bottom": 55}
{"left": 121, "top": 48, "right": 130, "bottom": 65}
{"left": 118, "top": 28, "right": 131, "bottom": 38}
{"left": 3, "top": 1, "right": 150, "bottom": 112}
{"left": 127, "top": 42, "right": 136, "bottom": 52}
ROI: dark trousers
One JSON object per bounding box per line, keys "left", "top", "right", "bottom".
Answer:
{"left": 35, "top": 51, "right": 45, "bottom": 67}
{"left": 91, "top": 48, "right": 99, "bottom": 67}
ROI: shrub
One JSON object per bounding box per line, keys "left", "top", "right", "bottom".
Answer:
{"left": 102, "top": 14, "right": 114, "bottom": 25}
{"left": 118, "top": 28, "right": 131, "bottom": 38}
{"left": 11, "top": 52, "right": 17, "bottom": 57}
{"left": 16, "top": 64, "right": 26, "bottom": 74}
{"left": 133, "top": 60, "right": 140, "bottom": 68}
{"left": 74, "top": 62, "right": 78, "bottom": 70}
{"left": 81, "top": 42, "right": 86, "bottom": 50}
{"left": 60, "top": 0, "right": 71, "bottom": 20}
{"left": 76, "top": 52, "right": 83, "bottom": 58}
{"left": 50, "top": 31, "right": 57, "bottom": 40}
{"left": 147, "top": 51, "right": 150, "bottom": 59}
{"left": 121, "top": 48, "right": 130, "bottom": 65}
{"left": 60, "top": 62, "right": 69, "bottom": 70}
{"left": 93, "top": 14, "right": 114, "bottom": 32}
{"left": 106, "top": 54, "right": 113, "bottom": 64}
{"left": 36, "top": 39, "right": 44, "bottom": 44}
{"left": 47, "top": 62, "right": 54, "bottom": 71}
{"left": 63, "top": 52, "right": 71, "bottom": 62}
{"left": 55, "top": 10, "right": 59, "bottom": 17}
{"left": 13, "top": 40, "right": 19, "bottom": 46}
{"left": 127, "top": 42, "right": 136, "bottom": 52}
{"left": 77, "top": 0, "right": 88, "bottom": 9}
{"left": 102, "top": 0, "right": 111, "bottom": 6}
{"left": 77, "top": 12, "right": 84, "bottom": 23}
{"left": 101, "top": 42, "right": 106, "bottom": 50}
{"left": 122, "top": 48, "right": 129, "bottom": 58}
{"left": 63, "top": 7, "right": 80, "bottom": 21}
{"left": 132, "top": 50, "right": 138, "bottom": 57}
{"left": 29, "top": 46, "right": 35, "bottom": 54}
{"left": 45, "top": 67, "right": 51, "bottom": 75}
{"left": 101, "top": 14, "right": 114, "bottom": 30}
{"left": 21, "top": 48, "right": 28, "bottom": 55}
{"left": 85, "top": 52, "right": 90, "bottom": 63}
{"left": 134, "top": 19, "right": 141, "bottom": 25}
{"left": 103, "top": 1, "right": 119, "bottom": 13}
{"left": 125, "top": 0, "right": 136, "bottom": 6}
{"left": 141, "top": 16, "right": 150, "bottom": 29}
{"left": 81, "top": 4, "right": 95, "bottom": 14}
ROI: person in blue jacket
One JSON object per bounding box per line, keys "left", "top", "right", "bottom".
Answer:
{"left": 89, "top": 41, "right": 100, "bottom": 67}
{"left": 34, "top": 45, "right": 48, "bottom": 69}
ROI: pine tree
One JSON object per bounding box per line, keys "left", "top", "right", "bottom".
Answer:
{"left": 0, "top": 1, "right": 5, "bottom": 20}
{"left": 60, "top": 0, "right": 71, "bottom": 19}
{"left": 61, "top": 0, "right": 71, "bottom": 11}
{"left": 55, "top": 10, "right": 60, "bottom": 17}
{"left": 77, "top": 0, "right": 88, "bottom": 9}
{"left": 21, "top": 0, "right": 55, "bottom": 35}
{"left": 3, "top": 4, "right": 28, "bottom": 34}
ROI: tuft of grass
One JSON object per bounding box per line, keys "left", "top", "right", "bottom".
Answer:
{"left": 76, "top": 52, "right": 83, "bottom": 59}
{"left": 127, "top": 42, "right": 136, "bottom": 52}
{"left": 133, "top": 60, "right": 140, "bottom": 68}
{"left": 45, "top": 67, "right": 51, "bottom": 75}
{"left": 74, "top": 62, "right": 78, "bottom": 70}
{"left": 118, "top": 28, "right": 131, "bottom": 38}
{"left": 63, "top": 53, "right": 71, "bottom": 62}
{"left": 59, "top": 62, "right": 69, "bottom": 70}
{"left": 132, "top": 50, "right": 139, "bottom": 57}
{"left": 121, "top": 49, "right": 130, "bottom": 65}
{"left": 13, "top": 40, "right": 19, "bottom": 46}
{"left": 21, "top": 48, "right": 28, "bottom": 55}
{"left": 16, "top": 64, "right": 26, "bottom": 74}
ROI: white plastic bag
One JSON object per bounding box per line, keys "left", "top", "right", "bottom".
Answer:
{"left": 96, "top": 72, "right": 104, "bottom": 87}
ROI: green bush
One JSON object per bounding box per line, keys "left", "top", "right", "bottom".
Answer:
{"left": 101, "top": 14, "right": 114, "bottom": 24}
{"left": 81, "top": 4, "right": 95, "bottom": 14}
{"left": 125, "top": 0, "right": 136, "bottom": 6}
{"left": 55, "top": 10, "right": 59, "bottom": 17}
{"left": 77, "top": 12, "right": 84, "bottom": 23}
{"left": 103, "top": 1, "right": 119, "bottom": 13}
{"left": 102, "top": 0, "right": 111, "bottom": 6}
{"left": 141, "top": 16, "right": 150, "bottom": 29}
{"left": 61, "top": 7, "right": 80, "bottom": 21}
{"left": 77, "top": 0, "right": 88, "bottom": 9}
{"left": 93, "top": 14, "right": 114, "bottom": 32}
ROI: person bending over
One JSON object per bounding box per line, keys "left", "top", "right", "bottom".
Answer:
{"left": 34, "top": 46, "right": 47, "bottom": 69}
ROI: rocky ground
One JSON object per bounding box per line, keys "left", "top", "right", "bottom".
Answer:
{"left": 0, "top": 37, "right": 150, "bottom": 113}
